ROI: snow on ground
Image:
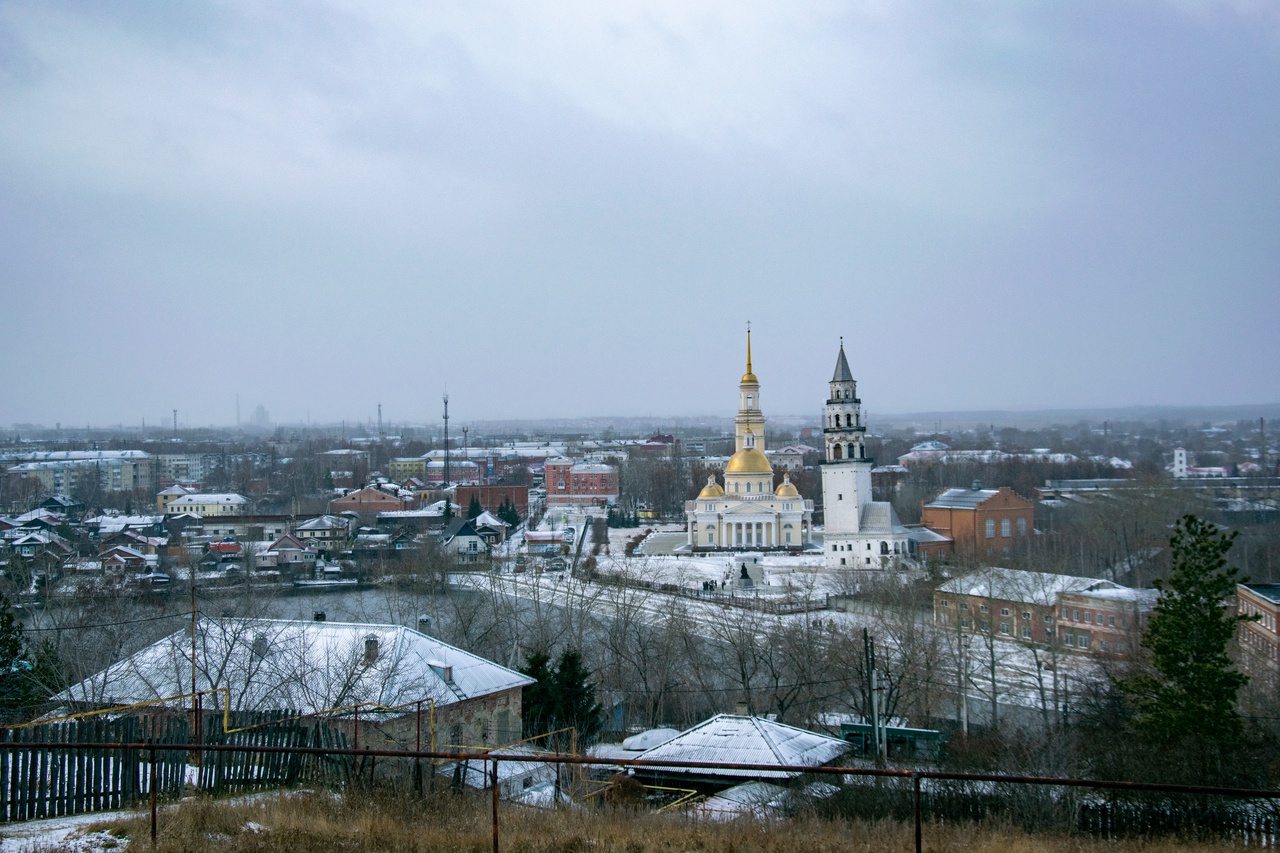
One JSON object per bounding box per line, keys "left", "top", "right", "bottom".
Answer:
{"left": 0, "top": 810, "right": 129, "bottom": 852}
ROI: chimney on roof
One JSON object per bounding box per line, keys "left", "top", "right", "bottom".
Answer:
{"left": 417, "top": 615, "right": 432, "bottom": 634}
{"left": 313, "top": 611, "right": 326, "bottom": 622}
{"left": 972, "top": 480, "right": 983, "bottom": 491}
{"left": 734, "top": 701, "right": 749, "bottom": 716}
{"left": 364, "top": 635, "right": 380, "bottom": 664}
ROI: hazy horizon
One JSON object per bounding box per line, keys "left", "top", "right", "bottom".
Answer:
{"left": 2, "top": 2, "right": 1278, "bottom": 427}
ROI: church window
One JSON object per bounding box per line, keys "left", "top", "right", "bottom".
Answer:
{"left": 880, "top": 542, "right": 889, "bottom": 554}
{"left": 832, "top": 545, "right": 837, "bottom": 552}
{"left": 734, "top": 482, "right": 739, "bottom": 493}
{"left": 746, "top": 482, "right": 751, "bottom": 494}
{"left": 840, "top": 557, "right": 846, "bottom": 565}
{"left": 845, "top": 414, "right": 852, "bottom": 427}
{"left": 833, "top": 444, "right": 843, "bottom": 460}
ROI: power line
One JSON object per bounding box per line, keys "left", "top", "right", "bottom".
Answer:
{"left": 22, "top": 611, "right": 192, "bottom": 633}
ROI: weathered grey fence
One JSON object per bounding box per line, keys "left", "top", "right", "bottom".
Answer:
{"left": 0, "top": 711, "right": 348, "bottom": 822}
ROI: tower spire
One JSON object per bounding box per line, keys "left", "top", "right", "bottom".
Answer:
{"left": 746, "top": 321, "right": 752, "bottom": 376}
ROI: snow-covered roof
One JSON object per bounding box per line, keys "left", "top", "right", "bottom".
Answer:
{"left": 697, "top": 781, "right": 790, "bottom": 820}
{"left": 621, "top": 727, "right": 680, "bottom": 751}
{"left": 54, "top": 618, "right": 534, "bottom": 715}
{"left": 167, "top": 494, "right": 248, "bottom": 506}
{"left": 938, "top": 568, "right": 1120, "bottom": 606}
{"left": 924, "top": 487, "right": 1001, "bottom": 509}
{"left": 294, "top": 515, "right": 348, "bottom": 531}
{"left": 636, "top": 714, "right": 848, "bottom": 780}
{"left": 472, "top": 511, "right": 508, "bottom": 529}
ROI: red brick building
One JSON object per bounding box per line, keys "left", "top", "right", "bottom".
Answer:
{"left": 919, "top": 485, "right": 1034, "bottom": 557}
{"left": 454, "top": 485, "right": 530, "bottom": 519}
{"left": 1238, "top": 583, "right": 1280, "bottom": 690}
{"left": 1056, "top": 586, "right": 1157, "bottom": 655}
{"left": 544, "top": 458, "right": 619, "bottom": 507}
{"left": 329, "top": 486, "right": 410, "bottom": 517}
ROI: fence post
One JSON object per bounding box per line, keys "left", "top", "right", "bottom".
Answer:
{"left": 491, "top": 758, "right": 499, "bottom": 853}
{"left": 149, "top": 745, "right": 158, "bottom": 847}
{"left": 195, "top": 693, "right": 203, "bottom": 779}
{"left": 913, "top": 771, "right": 922, "bottom": 853}
{"left": 415, "top": 702, "right": 423, "bottom": 794}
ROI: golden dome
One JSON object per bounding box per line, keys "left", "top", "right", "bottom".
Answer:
{"left": 725, "top": 447, "right": 773, "bottom": 475}
{"left": 698, "top": 476, "right": 725, "bottom": 499}
{"left": 775, "top": 475, "right": 800, "bottom": 498}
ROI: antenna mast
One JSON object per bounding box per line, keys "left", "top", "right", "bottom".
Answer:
{"left": 442, "top": 394, "right": 451, "bottom": 488}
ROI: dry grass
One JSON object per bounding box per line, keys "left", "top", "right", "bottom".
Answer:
{"left": 67, "top": 789, "right": 1251, "bottom": 853}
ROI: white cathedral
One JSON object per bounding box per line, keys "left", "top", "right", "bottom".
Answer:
{"left": 685, "top": 332, "right": 913, "bottom": 569}
{"left": 685, "top": 330, "right": 815, "bottom": 551}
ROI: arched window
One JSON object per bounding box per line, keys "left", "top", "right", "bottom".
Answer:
{"left": 833, "top": 444, "right": 843, "bottom": 460}
{"left": 845, "top": 414, "right": 852, "bottom": 427}
{"left": 746, "top": 482, "right": 751, "bottom": 494}
{"left": 880, "top": 541, "right": 889, "bottom": 555}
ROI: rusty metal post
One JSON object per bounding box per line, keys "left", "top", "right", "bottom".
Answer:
{"left": 415, "top": 701, "right": 423, "bottom": 794}
{"left": 149, "top": 744, "right": 158, "bottom": 846}
{"left": 491, "top": 758, "right": 500, "bottom": 853}
{"left": 195, "top": 693, "right": 203, "bottom": 775}
{"left": 913, "top": 771, "right": 922, "bottom": 853}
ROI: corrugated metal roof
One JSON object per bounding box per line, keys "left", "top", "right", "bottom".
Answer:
{"left": 637, "top": 714, "right": 848, "bottom": 780}
{"left": 54, "top": 618, "right": 532, "bottom": 716}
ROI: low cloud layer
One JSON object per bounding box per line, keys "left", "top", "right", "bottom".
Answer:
{"left": 1, "top": 1, "right": 1277, "bottom": 427}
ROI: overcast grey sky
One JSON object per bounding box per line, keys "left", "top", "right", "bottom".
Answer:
{"left": 1, "top": 1, "right": 1277, "bottom": 428}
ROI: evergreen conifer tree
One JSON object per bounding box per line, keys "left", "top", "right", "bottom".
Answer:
{"left": 1123, "top": 515, "right": 1255, "bottom": 744}
{"left": 467, "top": 495, "right": 482, "bottom": 519}
{"left": 0, "top": 592, "right": 34, "bottom": 718}
{"left": 518, "top": 648, "right": 604, "bottom": 748}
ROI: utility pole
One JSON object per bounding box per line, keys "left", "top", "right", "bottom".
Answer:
{"left": 378, "top": 403, "right": 383, "bottom": 438}
{"left": 863, "top": 628, "right": 883, "bottom": 766}
{"left": 442, "top": 394, "right": 451, "bottom": 488}
{"left": 172, "top": 409, "right": 178, "bottom": 437}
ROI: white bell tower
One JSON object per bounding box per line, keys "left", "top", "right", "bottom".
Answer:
{"left": 821, "top": 340, "right": 874, "bottom": 569}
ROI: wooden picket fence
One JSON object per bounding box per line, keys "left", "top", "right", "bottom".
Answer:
{"left": 0, "top": 710, "right": 348, "bottom": 822}
{"left": 198, "top": 710, "right": 350, "bottom": 795}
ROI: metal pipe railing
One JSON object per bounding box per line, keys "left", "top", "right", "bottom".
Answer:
{"left": 1, "top": 740, "right": 1278, "bottom": 852}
